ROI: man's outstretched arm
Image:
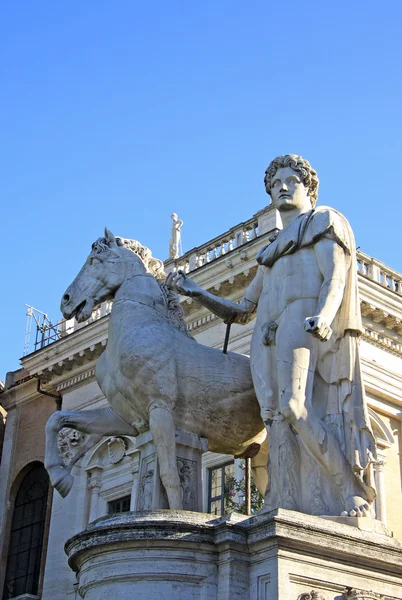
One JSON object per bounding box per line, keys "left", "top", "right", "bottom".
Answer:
{"left": 166, "top": 267, "right": 263, "bottom": 324}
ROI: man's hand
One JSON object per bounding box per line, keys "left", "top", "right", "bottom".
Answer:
{"left": 304, "top": 315, "right": 332, "bottom": 342}
{"left": 165, "top": 270, "right": 202, "bottom": 297}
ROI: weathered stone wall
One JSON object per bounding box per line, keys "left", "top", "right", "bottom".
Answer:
{"left": 0, "top": 379, "right": 56, "bottom": 596}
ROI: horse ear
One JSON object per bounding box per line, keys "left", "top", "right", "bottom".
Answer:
{"left": 104, "top": 227, "right": 118, "bottom": 247}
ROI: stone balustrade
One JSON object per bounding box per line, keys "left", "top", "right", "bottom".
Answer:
{"left": 165, "top": 218, "right": 259, "bottom": 274}
{"left": 357, "top": 251, "right": 402, "bottom": 295}
{"left": 59, "top": 299, "right": 113, "bottom": 336}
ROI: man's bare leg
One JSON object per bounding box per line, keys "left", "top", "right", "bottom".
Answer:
{"left": 275, "top": 309, "right": 374, "bottom": 516}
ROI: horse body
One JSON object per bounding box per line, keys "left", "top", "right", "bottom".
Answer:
{"left": 98, "top": 299, "right": 265, "bottom": 456}
{"left": 45, "top": 230, "right": 267, "bottom": 508}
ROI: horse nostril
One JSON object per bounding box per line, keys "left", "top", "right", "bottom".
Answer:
{"left": 63, "top": 294, "right": 70, "bottom": 303}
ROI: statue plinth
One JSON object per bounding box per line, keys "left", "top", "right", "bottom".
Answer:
{"left": 134, "top": 429, "right": 208, "bottom": 512}
{"left": 66, "top": 509, "right": 402, "bottom": 600}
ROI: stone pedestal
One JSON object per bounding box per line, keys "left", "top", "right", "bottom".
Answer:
{"left": 134, "top": 429, "right": 208, "bottom": 512}
{"left": 66, "top": 509, "right": 402, "bottom": 600}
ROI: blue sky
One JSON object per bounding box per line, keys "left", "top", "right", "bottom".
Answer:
{"left": 1, "top": 1, "right": 402, "bottom": 377}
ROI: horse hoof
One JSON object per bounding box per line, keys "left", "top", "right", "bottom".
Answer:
{"left": 56, "top": 472, "right": 74, "bottom": 498}
{"left": 48, "top": 465, "right": 74, "bottom": 498}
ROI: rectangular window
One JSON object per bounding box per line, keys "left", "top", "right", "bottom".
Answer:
{"left": 207, "top": 462, "right": 234, "bottom": 516}
{"left": 107, "top": 495, "right": 131, "bottom": 515}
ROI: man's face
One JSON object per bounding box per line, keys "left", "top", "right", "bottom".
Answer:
{"left": 270, "top": 166, "right": 310, "bottom": 212}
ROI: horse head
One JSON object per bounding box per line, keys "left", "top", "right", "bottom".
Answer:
{"left": 61, "top": 228, "right": 165, "bottom": 322}
{"left": 60, "top": 228, "right": 125, "bottom": 321}
{"left": 60, "top": 228, "right": 191, "bottom": 339}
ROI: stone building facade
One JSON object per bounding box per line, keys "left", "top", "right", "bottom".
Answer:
{"left": 0, "top": 203, "right": 401, "bottom": 599}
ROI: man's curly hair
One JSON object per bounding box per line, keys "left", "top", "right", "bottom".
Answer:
{"left": 264, "top": 154, "right": 319, "bottom": 207}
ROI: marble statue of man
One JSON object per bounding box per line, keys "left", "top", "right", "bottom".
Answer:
{"left": 169, "top": 213, "right": 184, "bottom": 259}
{"left": 169, "top": 154, "right": 376, "bottom": 517}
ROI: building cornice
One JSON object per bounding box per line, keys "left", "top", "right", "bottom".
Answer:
{"left": 362, "top": 356, "right": 402, "bottom": 409}
{"left": 19, "top": 319, "right": 108, "bottom": 384}
{"left": 55, "top": 367, "right": 97, "bottom": 392}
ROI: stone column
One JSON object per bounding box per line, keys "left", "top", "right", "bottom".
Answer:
{"left": 129, "top": 462, "right": 140, "bottom": 511}
{"left": 374, "top": 454, "right": 387, "bottom": 524}
{"left": 87, "top": 467, "right": 103, "bottom": 523}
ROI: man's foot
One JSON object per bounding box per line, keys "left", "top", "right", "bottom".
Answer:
{"left": 341, "top": 496, "right": 374, "bottom": 518}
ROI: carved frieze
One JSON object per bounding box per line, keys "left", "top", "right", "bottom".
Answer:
{"left": 137, "top": 467, "right": 155, "bottom": 511}
{"left": 177, "top": 458, "right": 197, "bottom": 510}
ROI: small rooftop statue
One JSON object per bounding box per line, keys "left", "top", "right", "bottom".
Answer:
{"left": 169, "top": 213, "right": 183, "bottom": 259}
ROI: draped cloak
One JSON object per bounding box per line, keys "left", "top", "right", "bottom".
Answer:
{"left": 256, "top": 206, "right": 376, "bottom": 498}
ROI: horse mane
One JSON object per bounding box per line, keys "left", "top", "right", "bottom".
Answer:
{"left": 116, "top": 237, "right": 194, "bottom": 339}
{"left": 116, "top": 237, "right": 165, "bottom": 279}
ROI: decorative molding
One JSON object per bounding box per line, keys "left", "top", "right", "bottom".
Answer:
{"left": 343, "top": 588, "right": 384, "bottom": 600}
{"left": 368, "top": 408, "right": 395, "bottom": 447}
{"left": 107, "top": 437, "right": 126, "bottom": 464}
{"left": 56, "top": 367, "right": 96, "bottom": 391}
{"left": 362, "top": 327, "right": 402, "bottom": 356}
{"left": 100, "top": 480, "right": 133, "bottom": 504}
{"left": 87, "top": 468, "right": 103, "bottom": 491}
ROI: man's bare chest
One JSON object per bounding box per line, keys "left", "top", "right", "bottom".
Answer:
{"left": 257, "top": 247, "right": 323, "bottom": 316}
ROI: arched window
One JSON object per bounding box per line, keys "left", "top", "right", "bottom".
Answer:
{"left": 2, "top": 464, "right": 49, "bottom": 600}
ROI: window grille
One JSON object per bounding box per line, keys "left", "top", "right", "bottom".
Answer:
{"left": 207, "top": 462, "right": 234, "bottom": 516}
{"left": 107, "top": 495, "right": 131, "bottom": 515}
{"left": 3, "top": 464, "right": 49, "bottom": 600}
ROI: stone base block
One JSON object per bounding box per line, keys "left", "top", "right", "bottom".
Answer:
{"left": 134, "top": 429, "right": 208, "bottom": 511}
{"left": 66, "top": 509, "right": 402, "bottom": 600}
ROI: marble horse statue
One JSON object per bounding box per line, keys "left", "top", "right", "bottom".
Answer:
{"left": 45, "top": 229, "right": 268, "bottom": 508}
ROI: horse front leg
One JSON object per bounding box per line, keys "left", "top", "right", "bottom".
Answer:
{"left": 45, "top": 410, "right": 76, "bottom": 498}
{"left": 149, "top": 405, "right": 182, "bottom": 510}
{"left": 45, "top": 406, "right": 136, "bottom": 498}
